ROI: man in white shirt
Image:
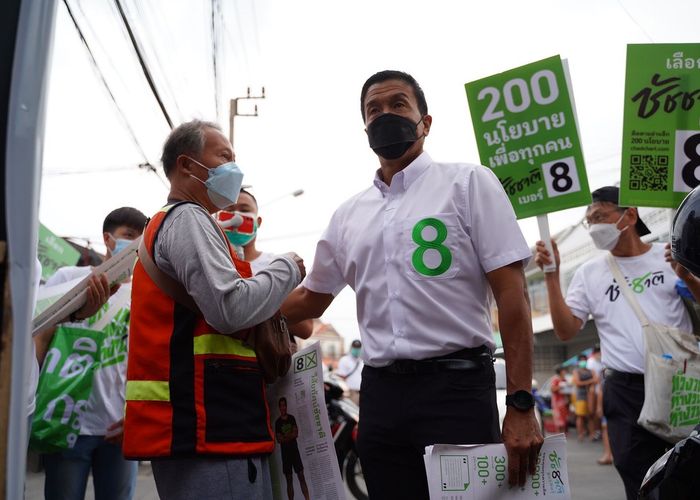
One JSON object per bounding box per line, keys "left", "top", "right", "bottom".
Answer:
{"left": 283, "top": 70, "right": 542, "bottom": 499}
{"left": 335, "top": 340, "right": 363, "bottom": 405}
{"left": 36, "top": 207, "right": 146, "bottom": 500}
{"left": 535, "top": 186, "right": 700, "bottom": 500}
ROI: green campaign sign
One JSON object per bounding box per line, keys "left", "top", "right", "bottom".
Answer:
{"left": 38, "top": 223, "right": 80, "bottom": 281}
{"left": 466, "top": 55, "right": 590, "bottom": 219}
{"left": 620, "top": 44, "right": 700, "bottom": 208}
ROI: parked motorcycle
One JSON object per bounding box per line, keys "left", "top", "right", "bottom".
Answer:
{"left": 324, "top": 374, "right": 367, "bottom": 500}
{"left": 639, "top": 424, "right": 700, "bottom": 499}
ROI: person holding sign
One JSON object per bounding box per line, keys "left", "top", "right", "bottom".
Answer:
{"left": 283, "top": 70, "right": 543, "bottom": 499}
{"left": 534, "top": 186, "right": 700, "bottom": 500}
{"left": 36, "top": 206, "right": 146, "bottom": 500}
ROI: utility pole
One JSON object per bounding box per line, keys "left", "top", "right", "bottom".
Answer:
{"left": 229, "top": 86, "right": 265, "bottom": 150}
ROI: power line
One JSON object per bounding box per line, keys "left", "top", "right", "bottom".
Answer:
{"left": 62, "top": 0, "right": 150, "bottom": 163}
{"left": 113, "top": 0, "right": 174, "bottom": 129}
{"left": 62, "top": 0, "right": 168, "bottom": 189}
{"left": 211, "top": 0, "right": 222, "bottom": 122}
{"left": 616, "top": 0, "right": 655, "bottom": 43}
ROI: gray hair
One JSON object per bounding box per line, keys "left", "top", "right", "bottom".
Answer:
{"left": 160, "top": 119, "right": 222, "bottom": 178}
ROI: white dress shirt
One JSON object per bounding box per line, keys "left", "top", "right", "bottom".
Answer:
{"left": 303, "top": 152, "right": 531, "bottom": 367}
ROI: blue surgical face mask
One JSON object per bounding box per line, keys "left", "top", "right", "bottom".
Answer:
{"left": 350, "top": 347, "right": 361, "bottom": 358}
{"left": 109, "top": 234, "right": 133, "bottom": 255}
{"left": 187, "top": 156, "right": 244, "bottom": 209}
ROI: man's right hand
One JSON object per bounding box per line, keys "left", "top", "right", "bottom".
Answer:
{"left": 284, "top": 252, "right": 306, "bottom": 280}
{"left": 534, "top": 239, "right": 560, "bottom": 273}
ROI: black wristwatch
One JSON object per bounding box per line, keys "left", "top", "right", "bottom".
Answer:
{"left": 505, "top": 390, "right": 535, "bottom": 411}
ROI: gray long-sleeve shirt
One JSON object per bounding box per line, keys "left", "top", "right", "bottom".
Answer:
{"left": 154, "top": 203, "right": 301, "bottom": 334}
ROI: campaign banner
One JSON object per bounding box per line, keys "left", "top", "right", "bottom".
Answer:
{"left": 38, "top": 223, "right": 80, "bottom": 281}
{"left": 620, "top": 44, "right": 700, "bottom": 208}
{"left": 466, "top": 55, "right": 590, "bottom": 219}
{"left": 267, "top": 342, "right": 346, "bottom": 500}
{"left": 424, "top": 435, "right": 570, "bottom": 499}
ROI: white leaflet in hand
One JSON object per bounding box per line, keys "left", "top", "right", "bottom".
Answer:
{"left": 31, "top": 236, "right": 141, "bottom": 336}
{"left": 424, "top": 434, "right": 570, "bottom": 499}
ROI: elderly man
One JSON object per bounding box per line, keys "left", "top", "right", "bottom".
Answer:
{"left": 535, "top": 185, "right": 700, "bottom": 499}
{"left": 283, "top": 70, "right": 542, "bottom": 499}
{"left": 123, "top": 120, "right": 305, "bottom": 500}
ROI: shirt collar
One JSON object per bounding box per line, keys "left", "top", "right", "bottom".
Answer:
{"left": 372, "top": 151, "right": 432, "bottom": 195}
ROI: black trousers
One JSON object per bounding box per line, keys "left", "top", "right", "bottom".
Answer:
{"left": 603, "top": 373, "right": 669, "bottom": 500}
{"left": 356, "top": 360, "right": 501, "bottom": 500}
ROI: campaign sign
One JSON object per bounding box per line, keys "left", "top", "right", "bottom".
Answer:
{"left": 466, "top": 55, "right": 590, "bottom": 219}
{"left": 620, "top": 44, "right": 700, "bottom": 208}
{"left": 38, "top": 223, "right": 80, "bottom": 281}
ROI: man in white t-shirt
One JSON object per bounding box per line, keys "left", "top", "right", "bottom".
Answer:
{"left": 336, "top": 340, "right": 363, "bottom": 405}
{"left": 535, "top": 186, "right": 700, "bottom": 500}
{"left": 283, "top": 70, "right": 542, "bottom": 499}
{"left": 35, "top": 207, "right": 146, "bottom": 500}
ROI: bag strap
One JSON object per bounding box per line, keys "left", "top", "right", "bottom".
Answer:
{"left": 136, "top": 202, "right": 234, "bottom": 314}
{"left": 606, "top": 253, "right": 650, "bottom": 327}
{"left": 138, "top": 235, "right": 201, "bottom": 314}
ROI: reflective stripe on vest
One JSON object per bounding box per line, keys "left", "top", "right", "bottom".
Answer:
{"left": 193, "top": 334, "right": 256, "bottom": 357}
{"left": 126, "top": 380, "right": 170, "bottom": 401}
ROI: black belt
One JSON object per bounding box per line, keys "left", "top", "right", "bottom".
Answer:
{"left": 371, "top": 346, "right": 493, "bottom": 375}
{"left": 605, "top": 368, "right": 644, "bottom": 384}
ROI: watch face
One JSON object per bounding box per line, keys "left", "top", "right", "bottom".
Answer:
{"left": 510, "top": 390, "right": 535, "bottom": 410}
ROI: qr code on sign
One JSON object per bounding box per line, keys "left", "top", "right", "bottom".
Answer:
{"left": 628, "top": 154, "right": 669, "bottom": 191}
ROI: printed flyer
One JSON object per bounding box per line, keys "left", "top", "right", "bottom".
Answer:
{"left": 267, "top": 342, "right": 346, "bottom": 500}
{"left": 424, "top": 434, "right": 570, "bottom": 500}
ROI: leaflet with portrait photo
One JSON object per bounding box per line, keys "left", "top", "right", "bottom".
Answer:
{"left": 267, "top": 342, "right": 346, "bottom": 500}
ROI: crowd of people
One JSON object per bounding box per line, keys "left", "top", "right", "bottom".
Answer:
{"left": 23, "top": 69, "right": 700, "bottom": 500}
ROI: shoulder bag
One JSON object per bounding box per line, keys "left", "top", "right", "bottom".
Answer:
{"left": 607, "top": 254, "right": 700, "bottom": 443}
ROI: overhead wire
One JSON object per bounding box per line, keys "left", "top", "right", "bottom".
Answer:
{"left": 211, "top": 0, "right": 222, "bottom": 122}
{"left": 130, "top": 0, "right": 184, "bottom": 123}
{"left": 616, "top": 0, "right": 655, "bottom": 43}
{"left": 62, "top": 0, "right": 168, "bottom": 189}
{"left": 113, "top": 0, "right": 174, "bottom": 130}
{"left": 61, "top": 0, "right": 154, "bottom": 171}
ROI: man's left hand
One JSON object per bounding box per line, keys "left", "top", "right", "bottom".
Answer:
{"left": 502, "top": 408, "right": 544, "bottom": 487}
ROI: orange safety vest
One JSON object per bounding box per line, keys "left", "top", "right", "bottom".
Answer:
{"left": 123, "top": 202, "right": 273, "bottom": 459}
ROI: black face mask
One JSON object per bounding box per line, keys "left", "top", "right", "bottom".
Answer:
{"left": 366, "top": 113, "right": 423, "bottom": 160}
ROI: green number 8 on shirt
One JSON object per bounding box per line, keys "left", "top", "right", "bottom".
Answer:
{"left": 411, "top": 217, "right": 453, "bottom": 277}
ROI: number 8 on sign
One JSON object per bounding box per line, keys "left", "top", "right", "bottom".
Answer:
{"left": 541, "top": 156, "right": 581, "bottom": 198}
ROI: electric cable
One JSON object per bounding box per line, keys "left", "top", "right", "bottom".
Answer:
{"left": 616, "top": 0, "right": 655, "bottom": 43}
{"left": 62, "top": 0, "right": 150, "bottom": 164}
{"left": 113, "top": 0, "right": 174, "bottom": 129}
{"left": 211, "top": 0, "right": 222, "bottom": 122}
{"left": 61, "top": 0, "right": 169, "bottom": 189}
